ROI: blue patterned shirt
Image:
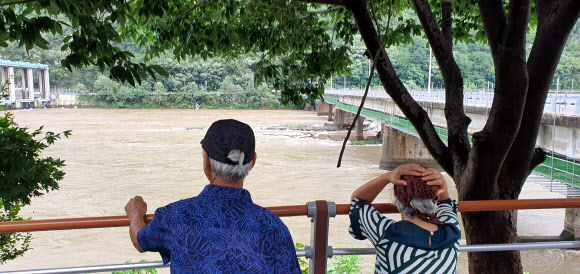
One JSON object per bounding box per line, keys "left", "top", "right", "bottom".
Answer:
{"left": 138, "top": 184, "right": 301, "bottom": 274}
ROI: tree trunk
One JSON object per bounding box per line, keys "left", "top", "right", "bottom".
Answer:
{"left": 346, "top": 0, "right": 453, "bottom": 173}
{"left": 342, "top": 0, "right": 580, "bottom": 273}
{"left": 462, "top": 210, "right": 522, "bottom": 273}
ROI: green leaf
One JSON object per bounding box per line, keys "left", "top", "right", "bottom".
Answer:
{"left": 33, "top": 37, "right": 49, "bottom": 50}
{"left": 148, "top": 65, "right": 169, "bottom": 77}
{"left": 126, "top": 70, "right": 136, "bottom": 86}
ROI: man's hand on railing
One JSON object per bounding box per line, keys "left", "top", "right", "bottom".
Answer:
{"left": 125, "top": 196, "right": 147, "bottom": 253}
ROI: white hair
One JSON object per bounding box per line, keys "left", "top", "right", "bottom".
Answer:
{"left": 208, "top": 149, "right": 253, "bottom": 183}
{"left": 393, "top": 197, "right": 437, "bottom": 216}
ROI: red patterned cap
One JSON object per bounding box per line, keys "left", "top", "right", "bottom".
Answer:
{"left": 394, "top": 175, "right": 439, "bottom": 207}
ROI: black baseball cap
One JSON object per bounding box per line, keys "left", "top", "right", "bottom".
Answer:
{"left": 200, "top": 119, "right": 255, "bottom": 165}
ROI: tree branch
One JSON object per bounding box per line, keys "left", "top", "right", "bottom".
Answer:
{"left": 346, "top": 0, "right": 453, "bottom": 174}
{"left": 177, "top": 0, "right": 213, "bottom": 19}
{"left": 412, "top": 0, "right": 470, "bottom": 175}
{"left": 466, "top": 1, "right": 531, "bottom": 198}
{"left": 295, "top": 0, "right": 348, "bottom": 7}
{"left": 337, "top": 52, "right": 380, "bottom": 168}
{"left": 491, "top": 0, "right": 530, "bottom": 97}
{"left": 441, "top": 2, "right": 452, "bottom": 44}
{"left": 0, "top": 0, "right": 36, "bottom": 7}
{"left": 502, "top": 0, "right": 531, "bottom": 54}
{"left": 476, "top": 0, "right": 506, "bottom": 59}
{"left": 338, "top": 0, "right": 390, "bottom": 168}
{"left": 298, "top": 7, "right": 343, "bottom": 18}
{"left": 501, "top": 0, "right": 580, "bottom": 196}
{"left": 248, "top": 3, "right": 289, "bottom": 12}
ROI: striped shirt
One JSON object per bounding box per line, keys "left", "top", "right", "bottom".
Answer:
{"left": 349, "top": 198, "right": 461, "bottom": 274}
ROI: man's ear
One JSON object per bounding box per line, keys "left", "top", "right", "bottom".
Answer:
{"left": 251, "top": 152, "right": 257, "bottom": 168}
{"left": 203, "top": 151, "right": 213, "bottom": 181}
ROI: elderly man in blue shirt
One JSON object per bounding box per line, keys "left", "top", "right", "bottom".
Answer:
{"left": 125, "top": 119, "right": 301, "bottom": 273}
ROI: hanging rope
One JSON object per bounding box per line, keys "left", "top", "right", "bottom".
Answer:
{"left": 337, "top": 0, "right": 393, "bottom": 168}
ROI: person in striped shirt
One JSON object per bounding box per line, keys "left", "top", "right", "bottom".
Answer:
{"left": 349, "top": 164, "right": 461, "bottom": 273}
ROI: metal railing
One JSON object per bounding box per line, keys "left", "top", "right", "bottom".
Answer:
{"left": 4, "top": 242, "right": 580, "bottom": 274}
{"left": 51, "top": 88, "right": 79, "bottom": 95}
{"left": 324, "top": 89, "right": 580, "bottom": 115}
{"left": 2, "top": 198, "right": 580, "bottom": 273}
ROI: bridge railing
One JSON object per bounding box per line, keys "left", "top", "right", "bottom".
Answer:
{"left": 322, "top": 93, "right": 580, "bottom": 193}
{"left": 2, "top": 198, "right": 580, "bottom": 274}
{"left": 324, "top": 89, "right": 580, "bottom": 115}
{"left": 51, "top": 88, "right": 79, "bottom": 95}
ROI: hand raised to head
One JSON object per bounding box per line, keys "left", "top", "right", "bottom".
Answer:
{"left": 423, "top": 168, "right": 449, "bottom": 200}
{"left": 387, "top": 164, "right": 427, "bottom": 185}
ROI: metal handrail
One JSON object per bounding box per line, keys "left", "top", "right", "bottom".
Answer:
{"left": 3, "top": 198, "right": 580, "bottom": 233}
{"left": 4, "top": 242, "right": 580, "bottom": 274}
{"left": 323, "top": 89, "right": 580, "bottom": 115}
{"left": 3, "top": 198, "right": 580, "bottom": 273}
{"left": 1, "top": 261, "right": 169, "bottom": 274}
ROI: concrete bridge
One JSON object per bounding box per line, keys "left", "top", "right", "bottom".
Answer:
{"left": 0, "top": 60, "right": 50, "bottom": 109}
{"left": 318, "top": 89, "right": 580, "bottom": 240}
{"left": 319, "top": 89, "right": 580, "bottom": 172}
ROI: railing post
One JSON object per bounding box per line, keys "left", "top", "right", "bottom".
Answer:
{"left": 306, "top": 200, "right": 336, "bottom": 274}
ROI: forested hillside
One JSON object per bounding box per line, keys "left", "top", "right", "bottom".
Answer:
{"left": 1, "top": 22, "right": 578, "bottom": 108}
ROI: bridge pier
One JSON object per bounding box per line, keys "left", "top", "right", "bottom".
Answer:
{"left": 561, "top": 208, "right": 580, "bottom": 241}
{"left": 317, "top": 101, "right": 330, "bottom": 116}
{"left": 333, "top": 108, "right": 346, "bottom": 128}
{"left": 39, "top": 69, "right": 51, "bottom": 107}
{"left": 355, "top": 117, "right": 364, "bottom": 141}
{"left": 21, "top": 68, "right": 35, "bottom": 107}
{"left": 0, "top": 60, "right": 50, "bottom": 109}
{"left": 1, "top": 66, "right": 16, "bottom": 108}
{"left": 379, "top": 123, "right": 441, "bottom": 171}
{"left": 327, "top": 104, "right": 334, "bottom": 122}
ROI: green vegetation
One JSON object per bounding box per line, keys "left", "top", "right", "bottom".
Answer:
{"left": 0, "top": 86, "right": 70, "bottom": 263}
{"left": 351, "top": 139, "right": 382, "bottom": 145}
{"left": 340, "top": 24, "right": 579, "bottom": 91}
{"left": 327, "top": 245, "right": 363, "bottom": 274}
{"left": 0, "top": 201, "right": 31, "bottom": 264}
{"left": 110, "top": 258, "right": 158, "bottom": 274}
{"left": 0, "top": 4, "right": 576, "bottom": 109}
{"left": 0, "top": 111, "right": 71, "bottom": 209}
{"left": 0, "top": 3, "right": 577, "bottom": 105}
{"left": 2, "top": 29, "right": 578, "bottom": 109}
{"left": 76, "top": 74, "right": 283, "bottom": 109}
{"left": 0, "top": 1, "right": 350, "bottom": 105}
{"left": 275, "top": 124, "right": 316, "bottom": 130}
{"left": 295, "top": 243, "right": 363, "bottom": 274}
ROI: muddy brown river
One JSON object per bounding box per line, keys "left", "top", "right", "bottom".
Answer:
{"left": 2, "top": 108, "right": 579, "bottom": 273}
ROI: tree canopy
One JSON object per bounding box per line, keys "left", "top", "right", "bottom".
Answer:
{"left": 0, "top": 0, "right": 499, "bottom": 104}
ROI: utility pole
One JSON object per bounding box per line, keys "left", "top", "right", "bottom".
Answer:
{"left": 427, "top": 46, "right": 432, "bottom": 95}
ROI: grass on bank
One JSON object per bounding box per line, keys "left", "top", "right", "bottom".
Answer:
{"left": 350, "top": 139, "right": 382, "bottom": 145}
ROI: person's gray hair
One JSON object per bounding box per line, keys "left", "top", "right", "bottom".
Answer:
{"left": 393, "top": 197, "right": 437, "bottom": 216}
{"left": 208, "top": 149, "right": 253, "bottom": 183}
